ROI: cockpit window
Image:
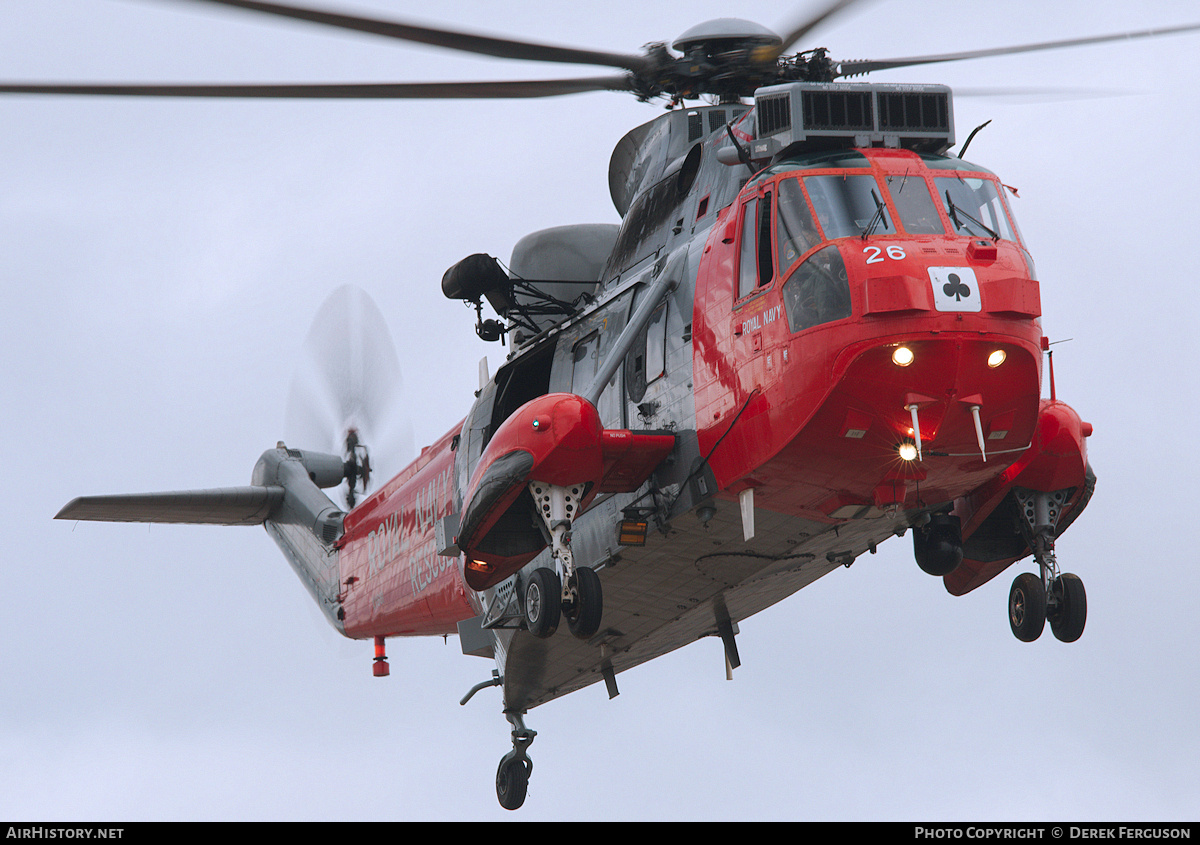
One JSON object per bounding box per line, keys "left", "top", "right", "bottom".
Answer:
{"left": 885, "top": 172, "right": 945, "bottom": 235}
{"left": 804, "top": 174, "right": 895, "bottom": 241}
{"left": 775, "top": 178, "right": 820, "bottom": 273}
{"left": 935, "top": 175, "right": 1018, "bottom": 242}
{"left": 781, "top": 245, "right": 851, "bottom": 333}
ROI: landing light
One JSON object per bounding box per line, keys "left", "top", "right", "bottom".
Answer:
{"left": 988, "top": 349, "right": 1006, "bottom": 368}
{"left": 897, "top": 441, "right": 918, "bottom": 462}
{"left": 892, "top": 346, "right": 915, "bottom": 367}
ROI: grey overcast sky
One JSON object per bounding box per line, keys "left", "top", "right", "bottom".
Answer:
{"left": 3, "top": 0, "right": 1199, "bottom": 822}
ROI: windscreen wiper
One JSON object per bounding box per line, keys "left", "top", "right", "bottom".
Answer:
{"left": 945, "top": 191, "right": 999, "bottom": 240}
{"left": 860, "top": 190, "right": 888, "bottom": 239}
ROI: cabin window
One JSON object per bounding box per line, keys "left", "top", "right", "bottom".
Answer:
{"left": 775, "top": 178, "right": 821, "bottom": 273}
{"left": 625, "top": 300, "right": 667, "bottom": 404}
{"left": 571, "top": 332, "right": 600, "bottom": 393}
{"left": 886, "top": 172, "right": 945, "bottom": 235}
{"left": 781, "top": 245, "right": 852, "bottom": 333}
{"left": 804, "top": 174, "right": 895, "bottom": 241}
{"left": 737, "top": 193, "right": 774, "bottom": 299}
{"left": 935, "top": 175, "right": 1017, "bottom": 242}
{"left": 737, "top": 197, "right": 759, "bottom": 299}
{"left": 757, "top": 191, "right": 774, "bottom": 287}
{"left": 645, "top": 303, "right": 667, "bottom": 385}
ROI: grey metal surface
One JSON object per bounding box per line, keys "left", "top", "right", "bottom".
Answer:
{"left": 499, "top": 487, "right": 921, "bottom": 711}
{"left": 55, "top": 486, "right": 284, "bottom": 526}
{"left": 581, "top": 258, "right": 677, "bottom": 407}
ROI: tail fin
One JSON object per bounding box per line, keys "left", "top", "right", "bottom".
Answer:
{"left": 56, "top": 445, "right": 350, "bottom": 633}
{"left": 56, "top": 486, "right": 284, "bottom": 526}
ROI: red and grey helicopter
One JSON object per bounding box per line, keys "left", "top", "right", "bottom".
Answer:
{"left": 17, "top": 0, "right": 1200, "bottom": 811}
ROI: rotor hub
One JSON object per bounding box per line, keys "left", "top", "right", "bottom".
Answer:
{"left": 671, "top": 18, "right": 782, "bottom": 53}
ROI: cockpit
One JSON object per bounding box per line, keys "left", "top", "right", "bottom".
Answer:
{"left": 767, "top": 149, "right": 1023, "bottom": 246}
{"left": 736, "top": 148, "right": 1027, "bottom": 333}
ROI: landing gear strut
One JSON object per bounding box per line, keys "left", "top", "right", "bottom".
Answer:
{"left": 1008, "top": 488, "right": 1087, "bottom": 643}
{"left": 523, "top": 481, "right": 603, "bottom": 640}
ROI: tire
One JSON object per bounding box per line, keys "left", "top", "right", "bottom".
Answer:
{"left": 566, "top": 566, "right": 603, "bottom": 640}
{"left": 495, "top": 754, "right": 531, "bottom": 811}
{"left": 523, "top": 568, "right": 561, "bottom": 639}
{"left": 1009, "top": 572, "right": 1046, "bottom": 642}
{"left": 1048, "top": 573, "right": 1087, "bottom": 643}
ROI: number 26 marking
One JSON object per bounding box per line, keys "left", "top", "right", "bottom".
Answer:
{"left": 864, "top": 245, "right": 907, "bottom": 264}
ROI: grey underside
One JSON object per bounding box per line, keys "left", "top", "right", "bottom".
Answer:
{"left": 263, "top": 519, "right": 345, "bottom": 635}
{"left": 496, "top": 492, "right": 912, "bottom": 712}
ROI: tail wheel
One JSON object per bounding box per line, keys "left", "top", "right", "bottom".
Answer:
{"left": 1048, "top": 573, "right": 1087, "bottom": 643}
{"left": 1009, "top": 572, "right": 1046, "bottom": 642}
{"left": 523, "top": 568, "right": 561, "bottom": 639}
{"left": 496, "top": 754, "right": 532, "bottom": 811}
{"left": 565, "top": 565, "right": 603, "bottom": 640}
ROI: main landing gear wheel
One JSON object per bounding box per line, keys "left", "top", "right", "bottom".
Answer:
{"left": 495, "top": 752, "right": 532, "bottom": 811}
{"left": 565, "top": 565, "right": 603, "bottom": 640}
{"left": 1009, "top": 572, "right": 1046, "bottom": 642}
{"left": 523, "top": 568, "right": 561, "bottom": 639}
{"left": 1011, "top": 487, "right": 1088, "bottom": 644}
{"left": 1048, "top": 573, "right": 1087, "bottom": 643}
{"left": 913, "top": 513, "right": 963, "bottom": 576}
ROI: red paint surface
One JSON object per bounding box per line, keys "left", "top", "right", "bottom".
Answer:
{"left": 693, "top": 148, "right": 1058, "bottom": 522}
{"left": 337, "top": 425, "right": 473, "bottom": 638}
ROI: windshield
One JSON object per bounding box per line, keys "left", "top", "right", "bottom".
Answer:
{"left": 775, "top": 177, "right": 821, "bottom": 272}
{"left": 936, "top": 175, "right": 1018, "bottom": 242}
{"left": 885, "top": 172, "right": 945, "bottom": 235}
{"left": 804, "top": 174, "right": 896, "bottom": 240}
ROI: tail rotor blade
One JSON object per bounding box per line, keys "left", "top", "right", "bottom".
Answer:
{"left": 285, "top": 285, "right": 411, "bottom": 499}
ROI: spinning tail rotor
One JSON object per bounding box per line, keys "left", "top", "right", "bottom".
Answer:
{"left": 286, "top": 285, "right": 408, "bottom": 510}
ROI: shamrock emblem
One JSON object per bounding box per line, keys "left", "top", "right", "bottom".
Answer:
{"left": 943, "top": 272, "right": 971, "bottom": 301}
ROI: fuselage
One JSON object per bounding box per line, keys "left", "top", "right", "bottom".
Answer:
{"left": 328, "top": 143, "right": 1058, "bottom": 647}
{"left": 336, "top": 426, "right": 472, "bottom": 636}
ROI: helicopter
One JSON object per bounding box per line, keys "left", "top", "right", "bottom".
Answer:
{"left": 15, "top": 0, "right": 1200, "bottom": 814}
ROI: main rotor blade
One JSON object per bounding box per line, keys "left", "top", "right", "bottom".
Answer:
{"left": 834, "top": 21, "right": 1200, "bottom": 77}
{"left": 172, "top": 0, "right": 651, "bottom": 72}
{"left": 771, "top": 0, "right": 874, "bottom": 58}
{"left": 952, "top": 86, "right": 1119, "bottom": 100}
{"left": 0, "top": 76, "right": 632, "bottom": 99}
